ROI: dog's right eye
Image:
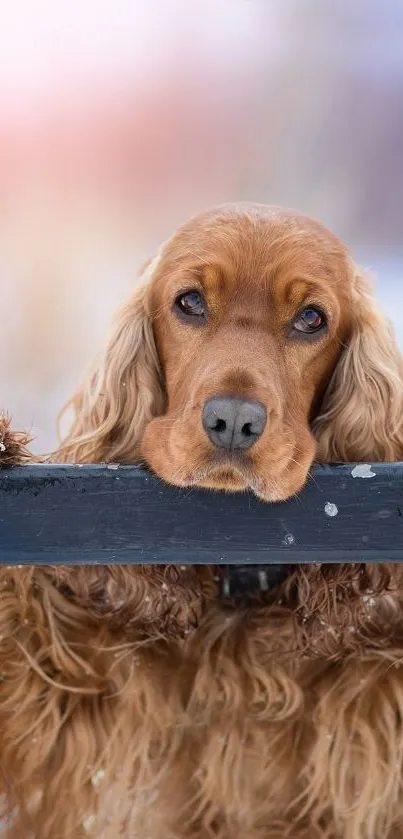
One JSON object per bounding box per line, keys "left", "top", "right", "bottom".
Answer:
{"left": 174, "top": 291, "right": 206, "bottom": 320}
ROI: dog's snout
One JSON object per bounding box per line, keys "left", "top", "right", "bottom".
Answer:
{"left": 202, "top": 395, "right": 267, "bottom": 451}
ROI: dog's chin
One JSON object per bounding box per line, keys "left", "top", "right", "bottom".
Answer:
{"left": 195, "top": 468, "right": 249, "bottom": 493}
{"left": 184, "top": 462, "right": 309, "bottom": 503}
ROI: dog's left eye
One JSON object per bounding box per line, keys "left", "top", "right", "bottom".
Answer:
{"left": 175, "top": 291, "right": 205, "bottom": 318}
{"left": 293, "top": 307, "right": 326, "bottom": 334}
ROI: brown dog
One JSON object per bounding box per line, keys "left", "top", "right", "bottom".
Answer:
{"left": 2, "top": 204, "right": 403, "bottom": 839}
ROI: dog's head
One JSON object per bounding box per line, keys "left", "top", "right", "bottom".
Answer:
{"left": 59, "top": 204, "right": 403, "bottom": 501}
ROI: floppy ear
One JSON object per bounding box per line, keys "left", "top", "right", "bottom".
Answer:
{"left": 313, "top": 268, "right": 403, "bottom": 462}
{"left": 56, "top": 262, "right": 165, "bottom": 463}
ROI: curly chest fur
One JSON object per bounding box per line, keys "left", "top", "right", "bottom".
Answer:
{"left": 1, "top": 564, "right": 403, "bottom": 838}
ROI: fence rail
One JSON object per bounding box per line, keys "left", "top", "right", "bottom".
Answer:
{"left": 0, "top": 463, "right": 402, "bottom": 565}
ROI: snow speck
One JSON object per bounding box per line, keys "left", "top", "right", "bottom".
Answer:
{"left": 363, "top": 594, "right": 377, "bottom": 607}
{"left": 282, "top": 533, "right": 295, "bottom": 546}
{"left": 325, "top": 502, "right": 338, "bottom": 517}
{"left": 351, "top": 464, "right": 376, "bottom": 479}
{"left": 91, "top": 768, "right": 105, "bottom": 787}
{"left": 82, "top": 814, "right": 95, "bottom": 833}
{"left": 106, "top": 463, "right": 119, "bottom": 470}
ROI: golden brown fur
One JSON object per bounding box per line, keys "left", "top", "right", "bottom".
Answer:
{"left": 2, "top": 204, "right": 403, "bottom": 838}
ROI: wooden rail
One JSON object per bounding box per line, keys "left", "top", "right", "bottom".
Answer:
{"left": 0, "top": 464, "right": 402, "bottom": 565}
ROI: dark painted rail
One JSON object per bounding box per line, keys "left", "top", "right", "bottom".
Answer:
{"left": 0, "top": 463, "right": 402, "bottom": 565}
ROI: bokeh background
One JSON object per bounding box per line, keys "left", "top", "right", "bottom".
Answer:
{"left": 1, "top": 0, "right": 403, "bottom": 453}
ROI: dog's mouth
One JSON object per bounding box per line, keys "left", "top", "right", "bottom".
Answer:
{"left": 188, "top": 452, "right": 263, "bottom": 494}
{"left": 184, "top": 450, "right": 304, "bottom": 502}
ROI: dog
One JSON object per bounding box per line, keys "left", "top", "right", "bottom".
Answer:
{"left": 1, "top": 203, "right": 403, "bottom": 838}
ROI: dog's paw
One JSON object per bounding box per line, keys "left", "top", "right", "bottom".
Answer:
{"left": 0, "top": 412, "right": 32, "bottom": 467}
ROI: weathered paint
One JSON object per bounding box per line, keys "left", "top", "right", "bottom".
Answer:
{"left": 0, "top": 463, "right": 402, "bottom": 564}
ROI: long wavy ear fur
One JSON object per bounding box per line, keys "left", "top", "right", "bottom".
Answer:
{"left": 313, "top": 268, "right": 403, "bottom": 462}
{"left": 56, "top": 266, "right": 164, "bottom": 464}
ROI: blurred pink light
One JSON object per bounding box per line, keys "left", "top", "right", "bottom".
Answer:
{"left": 0, "top": 0, "right": 279, "bottom": 206}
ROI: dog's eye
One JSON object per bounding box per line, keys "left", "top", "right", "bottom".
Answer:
{"left": 175, "top": 291, "right": 205, "bottom": 319}
{"left": 293, "top": 307, "right": 326, "bottom": 334}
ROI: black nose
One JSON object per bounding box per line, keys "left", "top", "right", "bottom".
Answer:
{"left": 202, "top": 395, "right": 267, "bottom": 451}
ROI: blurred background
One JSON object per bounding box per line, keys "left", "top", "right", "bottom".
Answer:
{"left": 1, "top": 0, "right": 402, "bottom": 452}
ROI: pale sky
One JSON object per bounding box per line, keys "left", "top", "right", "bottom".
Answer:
{"left": 0, "top": 0, "right": 281, "bottom": 115}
